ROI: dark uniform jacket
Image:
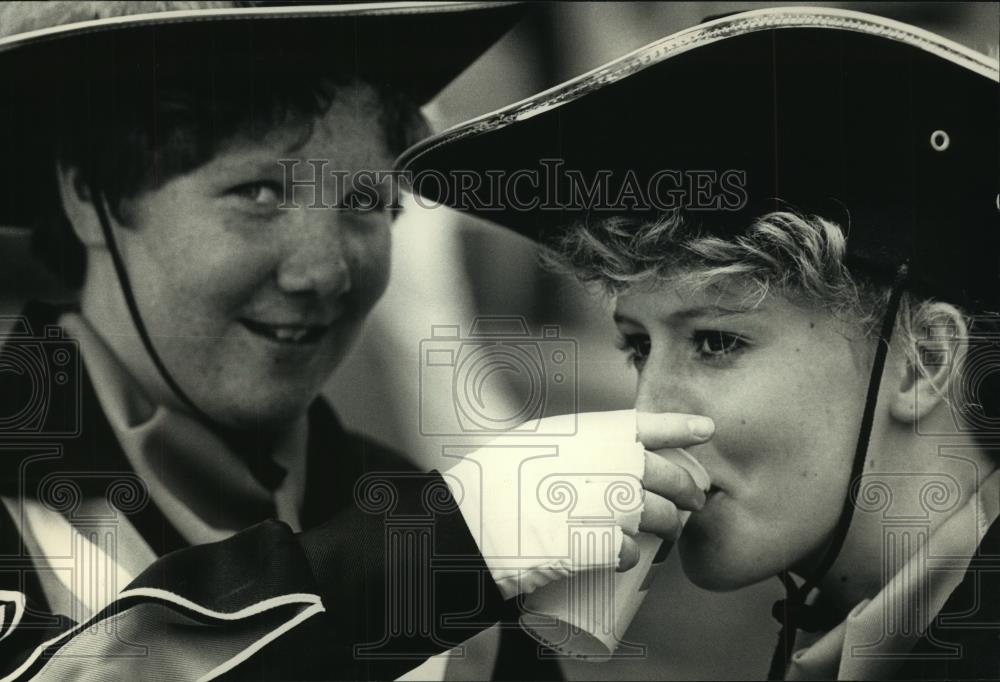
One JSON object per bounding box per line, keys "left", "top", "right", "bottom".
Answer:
{"left": 2, "top": 302, "right": 995, "bottom": 680}
{"left": 0, "top": 301, "right": 560, "bottom": 680}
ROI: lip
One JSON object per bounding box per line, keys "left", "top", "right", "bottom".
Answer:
{"left": 239, "top": 318, "right": 330, "bottom": 345}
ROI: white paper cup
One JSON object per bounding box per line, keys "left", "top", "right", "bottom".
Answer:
{"left": 518, "top": 448, "right": 707, "bottom": 661}
{"left": 519, "top": 529, "right": 676, "bottom": 661}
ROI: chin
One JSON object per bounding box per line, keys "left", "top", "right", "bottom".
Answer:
{"left": 678, "top": 536, "right": 771, "bottom": 592}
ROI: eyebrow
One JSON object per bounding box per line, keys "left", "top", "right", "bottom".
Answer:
{"left": 613, "top": 304, "right": 765, "bottom": 326}
{"left": 203, "top": 155, "right": 286, "bottom": 177}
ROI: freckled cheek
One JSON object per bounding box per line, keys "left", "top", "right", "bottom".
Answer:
{"left": 707, "top": 391, "right": 818, "bottom": 493}
{"left": 175, "top": 243, "right": 278, "bottom": 318}
{"left": 348, "top": 229, "right": 392, "bottom": 309}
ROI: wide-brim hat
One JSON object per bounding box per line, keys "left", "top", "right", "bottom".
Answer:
{"left": 0, "top": 1, "right": 526, "bottom": 229}
{"left": 398, "top": 7, "right": 999, "bottom": 310}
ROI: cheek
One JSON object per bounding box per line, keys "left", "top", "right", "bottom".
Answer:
{"left": 126, "top": 206, "right": 276, "bottom": 318}
{"left": 348, "top": 224, "right": 391, "bottom": 308}
{"left": 175, "top": 231, "right": 277, "bottom": 316}
{"left": 703, "top": 353, "right": 866, "bottom": 536}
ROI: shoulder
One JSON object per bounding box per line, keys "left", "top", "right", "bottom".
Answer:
{"left": 307, "top": 397, "right": 419, "bottom": 474}
{"left": 0, "top": 300, "right": 126, "bottom": 495}
{"left": 893, "top": 515, "right": 1000, "bottom": 680}
{"left": 300, "top": 398, "right": 422, "bottom": 526}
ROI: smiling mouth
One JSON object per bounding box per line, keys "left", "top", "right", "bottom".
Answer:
{"left": 240, "top": 319, "right": 329, "bottom": 345}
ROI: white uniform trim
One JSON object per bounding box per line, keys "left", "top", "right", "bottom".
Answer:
{"left": 0, "top": 591, "right": 25, "bottom": 643}
{"left": 1, "top": 588, "right": 323, "bottom": 682}
{"left": 195, "top": 602, "right": 326, "bottom": 682}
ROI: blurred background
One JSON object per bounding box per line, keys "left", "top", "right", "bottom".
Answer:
{"left": 1, "top": 2, "right": 997, "bottom": 680}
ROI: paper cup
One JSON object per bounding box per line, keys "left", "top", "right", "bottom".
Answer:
{"left": 518, "top": 447, "right": 707, "bottom": 661}
{"left": 519, "top": 528, "right": 679, "bottom": 661}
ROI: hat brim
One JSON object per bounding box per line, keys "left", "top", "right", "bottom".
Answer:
{"left": 0, "top": 1, "right": 526, "bottom": 107}
{"left": 397, "top": 7, "right": 999, "bottom": 308}
{"left": 0, "top": 1, "right": 526, "bottom": 231}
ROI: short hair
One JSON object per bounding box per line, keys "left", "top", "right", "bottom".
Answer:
{"left": 547, "top": 209, "right": 1000, "bottom": 436}
{"left": 31, "top": 36, "right": 429, "bottom": 289}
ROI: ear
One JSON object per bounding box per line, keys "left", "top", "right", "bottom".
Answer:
{"left": 888, "top": 302, "right": 968, "bottom": 424}
{"left": 55, "top": 163, "right": 107, "bottom": 248}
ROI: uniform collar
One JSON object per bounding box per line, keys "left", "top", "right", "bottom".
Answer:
{"left": 786, "top": 465, "right": 1000, "bottom": 680}
{"left": 58, "top": 309, "right": 309, "bottom": 544}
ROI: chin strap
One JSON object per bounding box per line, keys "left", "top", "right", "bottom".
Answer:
{"left": 90, "top": 187, "right": 287, "bottom": 490}
{"left": 90, "top": 186, "right": 211, "bottom": 423}
{"left": 766, "top": 263, "right": 909, "bottom": 680}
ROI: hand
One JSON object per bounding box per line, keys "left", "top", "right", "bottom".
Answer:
{"left": 442, "top": 409, "right": 714, "bottom": 598}
{"left": 618, "top": 412, "right": 714, "bottom": 571}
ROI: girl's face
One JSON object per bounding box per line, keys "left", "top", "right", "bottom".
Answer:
{"left": 92, "top": 85, "right": 394, "bottom": 431}
{"left": 614, "top": 282, "right": 872, "bottom": 590}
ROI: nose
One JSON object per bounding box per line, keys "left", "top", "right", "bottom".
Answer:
{"left": 276, "top": 207, "right": 352, "bottom": 298}
{"left": 633, "top": 347, "right": 695, "bottom": 415}
{"left": 635, "top": 373, "right": 667, "bottom": 415}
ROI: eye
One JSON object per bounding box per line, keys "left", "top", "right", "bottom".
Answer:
{"left": 615, "top": 332, "right": 651, "bottom": 370}
{"left": 340, "top": 187, "right": 389, "bottom": 215}
{"left": 228, "top": 181, "right": 282, "bottom": 209}
{"left": 692, "top": 330, "right": 748, "bottom": 360}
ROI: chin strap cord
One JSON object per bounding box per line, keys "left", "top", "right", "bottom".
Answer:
{"left": 767, "top": 263, "right": 909, "bottom": 680}
{"left": 90, "top": 189, "right": 287, "bottom": 489}
{"left": 90, "top": 187, "right": 213, "bottom": 424}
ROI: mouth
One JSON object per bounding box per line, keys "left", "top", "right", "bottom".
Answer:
{"left": 239, "top": 319, "right": 329, "bottom": 345}
{"left": 706, "top": 485, "right": 722, "bottom": 501}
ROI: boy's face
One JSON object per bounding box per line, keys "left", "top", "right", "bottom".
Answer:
{"left": 613, "top": 281, "right": 872, "bottom": 589}
{"left": 99, "top": 85, "right": 394, "bottom": 430}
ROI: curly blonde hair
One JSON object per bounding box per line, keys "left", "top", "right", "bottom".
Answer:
{"left": 545, "top": 210, "right": 1000, "bottom": 419}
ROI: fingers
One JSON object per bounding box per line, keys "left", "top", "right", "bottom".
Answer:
{"left": 617, "top": 535, "right": 639, "bottom": 572}
{"left": 636, "top": 412, "right": 715, "bottom": 450}
{"left": 637, "top": 492, "right": 683, "bottom": 541}
{"left": 619, "top": 496, "right": 683, "bottom": 572}
{"left": 643, "top": 451, "right": 707, "bottom": 511}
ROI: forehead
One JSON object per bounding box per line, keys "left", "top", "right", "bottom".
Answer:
{"left": 612, "top": 279, "right": 855, "bottom": 340}
{"left": 211, "top": 83, "right": 393, "bottom": 169}
{"left": 614, "top": 286, "right": 759, "bottom": 324}
{"left": 614, "top": 274, "right": 769, "bottom": 316}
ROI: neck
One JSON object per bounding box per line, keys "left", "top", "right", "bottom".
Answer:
{"left": 809, "top": 429, "right": 996, "bottom": 613}
{"left": 79, "top": 254, "right": 298, "bottom": 454}
{"left": 81, "top": 252, "right": 189, "bottom": 413}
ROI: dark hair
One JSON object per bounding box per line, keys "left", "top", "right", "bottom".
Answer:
{"left": 32, "top": 29, "right": 428, "bottom": 289}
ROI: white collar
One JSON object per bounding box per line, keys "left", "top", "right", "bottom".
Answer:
{"left": 786, "top": 464, "right": 1000, "bottom": 680}
{"left": 60, "top": 311, "right": 310, "bottom": 545}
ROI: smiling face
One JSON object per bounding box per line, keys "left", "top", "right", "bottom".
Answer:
{"left": 87, "top": 85, "right": 394, "bottom": 430}
{"left": 614, "top": 282, "right": 872, "bottom": 590}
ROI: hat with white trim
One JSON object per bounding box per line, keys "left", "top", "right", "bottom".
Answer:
{"left": 0, "top": 1, "right": 526, "bottom": 229}
{"left": 398, "top": 6, "right": 1000, "bottom": 309}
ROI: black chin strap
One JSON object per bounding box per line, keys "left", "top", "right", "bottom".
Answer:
{"left": 90, "top": 187, "right": 287, "bottom": 490}
{"left": 90, "top": 187, "right": 213, "bottom": 423}
{"left": 767, "top": 263, "right": 909, "bottom": 680}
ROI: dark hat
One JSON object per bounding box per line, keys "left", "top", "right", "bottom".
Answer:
{"left": 0, "top": 1, "right": 526, "bottom": 228}
{"left": 398, "top": 7, "right": 1000, "bottom": 309}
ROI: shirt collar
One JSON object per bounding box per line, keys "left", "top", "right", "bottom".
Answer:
{"left": 59, "top": 311, "right": 310, "bottom": 544}
{"left": 786, "top": 464, "right": 1000, "bottom": 680}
